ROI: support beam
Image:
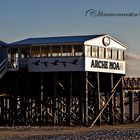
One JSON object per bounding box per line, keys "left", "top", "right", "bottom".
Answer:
{"left": 40, "top": 73, "right": 44, "bottom": 123}
{"left": 84, "top": 72, "right": 89, "bottom": 126}
{"left": 120, "top": 76, "right": 125, "bottom": 124}
{"left": 1, "top": 97, "right": 4, "bottom": 125}
{"left": 109, "top": 73, "right": 114, "bottom": 125}
{"left": 79, "top": 73, "right": 85, "bottom": 124}
{"left": 96, "top": 72, "right": 101, "bottom": 126}
{"left": 129, "top": 91, "right": 134, "bottom": 123}
{"left": 53, "top": 73, "right": 57, "bottom": 125}
{"left": 90, "top": 76, "right": 123, "bottom": 127}
{"left": 139, "top": 91, "right": 140, "bottom": 120}
{"left": 66, "top": 72, "right": 72, "bottom": 126}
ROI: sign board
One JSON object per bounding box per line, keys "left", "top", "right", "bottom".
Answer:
{"left": 28, "top": 57, "right": 84, "bottom": 72}
{"left": 85, "top": 57, "right": 125, "bottom": 74}
{"left": 27, "top": 57, "right": 125, "bottom": 74}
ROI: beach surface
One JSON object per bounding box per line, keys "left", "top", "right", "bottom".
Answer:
{"left": 0, "top": 124, "right": 140, "bottom": 140}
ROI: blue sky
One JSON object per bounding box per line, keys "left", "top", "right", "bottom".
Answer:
{"left": 0, "top": 0, "right": 140, "bottom": 56}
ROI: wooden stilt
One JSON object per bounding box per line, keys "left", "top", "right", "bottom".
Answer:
{"left": 139, "top": 91, "right": 140, "bottom": 120}
{"left": 1, "top": 66, "right": 140, "bottom": 127}
{"left": 84, "top": 72, "right": 89, "bottom": 126}
{"left": 0, "top": 97, "right": 2, "bottom": 125}
{"left": 96, "top": 72, "right": 101, "bottom": 126}
{"left": 40, "top": 73, "right": 44, "bottom": 123}
{"left": 90, "top": 76, "right": 123, "bottom": 127}
{"left": 109, "top": 73, "right": 114, "bottom": 125}
{"left": 66, "top": 72, "right": 72, "bottom": 126}
{"left": 79, "top": 73, "right": 85, "bottom": 124}
{"left": 23, "top": 96, "right": 26, "bottom": 125}
{"left": 1, "top": 97, "right": 4, "bottom": 125}
{"left": 129, "top": 91, "right": 134, "bottom": 123}
{"left": 53, "top": 73, "right": 57, "bottom": 125}
{"left": 120, "top": 76, "right": 125, "bottom": 124}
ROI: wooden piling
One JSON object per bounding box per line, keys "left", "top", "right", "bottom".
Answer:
{"left": 84, "top": 72, "right": 89, "bottom": 126}
{"left": 53, "top": 73, "right": 57, "bottom": 125}
{"left": 96, "top": 72, "right": 101, "bottom": 126}
{"left": 120, "top": 76, "right": 125, "bottom": 124}
{"left": 129, "top": 91, "right": 134, "bottom": 123}
{"left": 109, "top": 73, "right": 114, "bottom": 125}
{"left": 66, "top": 72, "right": 72, "bottom": 126}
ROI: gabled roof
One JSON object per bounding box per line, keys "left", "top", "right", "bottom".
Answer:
{"left": 84, "top": 34, "right": 127, "bottom": 50}
{"left": 9, "top": 34, "right": 104, "bottom": 46}
{"left": 0, "top": 40, "right": 7, "bottom": 46}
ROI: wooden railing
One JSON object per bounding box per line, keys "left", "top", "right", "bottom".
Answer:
{"left": 123, "top": 77, "right": 140, "bottom": 90}
{"left": 0, "top": 59, "right": 7, "bottom": 79}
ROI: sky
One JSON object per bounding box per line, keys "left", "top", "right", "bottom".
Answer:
{"left": 0, "top": 0, "right": 140, "bottom": 76}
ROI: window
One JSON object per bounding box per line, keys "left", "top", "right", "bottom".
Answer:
{"left": 106, "top": 48, "right": 111, "bottom": 59}
{"left": 41, "top": 46, "right": 51, "bottom": 57}
{"left": 112, "top": 49, "right": 117, "bottom": 60}
{"left": 118, "top": 50, "right": 124, "bottom": 60}
{"left": 20, "top": 47, "right": 30, "bottom": 58}
{"left": 32, "top": 47, "right": 41, "bottom": 57}
{"left": 99, "top": 47, "right": 104, "bottom": 58}
{"left": 62, "top": 46, "right": 72, "bottom": 56}
{"left": 92, "top": 47, "right": 98, "bottom": 58}
{"left": 85, "top": 46, "right": 91, "bottom": 57}
{"left": 52, "top": 46, "right": 61, "bottom": 57}
{"left": 73, "top": 45, "right": 83, "bottom": 56}
{"left": 8, "top": 48, "right": 18, "bottom": 68}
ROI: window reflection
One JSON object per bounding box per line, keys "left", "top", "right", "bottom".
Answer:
{"left": 99, "top": 47, "right": 104, "bottom": 58}
{"left": 106, "top": 48, "right": 111, "bottom": 59}
{"left": 62, "top": 46, "right": 72, "bottom": 56}
{"left": 118, "top": 50, "right": 124, "bottom": 60}
{"left": 74, "top": 46, "right": 83, "bottom": 56}
{"left": 20, "top": 47, "right": 30, "bottom": 58}
{"left": 41, "top": 46, "right": 51, "bottom": 57}
{"left": 85, "top": 46, "right": 91, "bottom": 57}
{"left": 92, "top": 47, "right": 98, "bottom": 57}
{"left": 112, "top": 49, "right": 117, "bottom": 60}
{"left": 52, "top": 46, "right": 61, "bottom": 57}
{"left": 18, "top": 45, "right": 125, "bottom": 60}
{"left": 32, "top": 47, "right": 40, "bottom": 57}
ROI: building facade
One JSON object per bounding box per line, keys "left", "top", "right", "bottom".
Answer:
{"left": 0, "top": 34, "right": 131, "bottom": 126}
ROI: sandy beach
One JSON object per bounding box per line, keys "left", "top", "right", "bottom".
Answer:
{"left": 0, "top": 124, "right": 140, "bottom": 140}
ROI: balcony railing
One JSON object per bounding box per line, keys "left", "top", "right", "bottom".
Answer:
{"left": 0, "top": 59, "right": 8, "bottom": 79}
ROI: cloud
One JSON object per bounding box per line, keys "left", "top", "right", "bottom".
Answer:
{"left": 126, "top": 53, "right": 140, "bottom": 60}
{"left": 125, "top": 53, "right": 140, "bottom": 77}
